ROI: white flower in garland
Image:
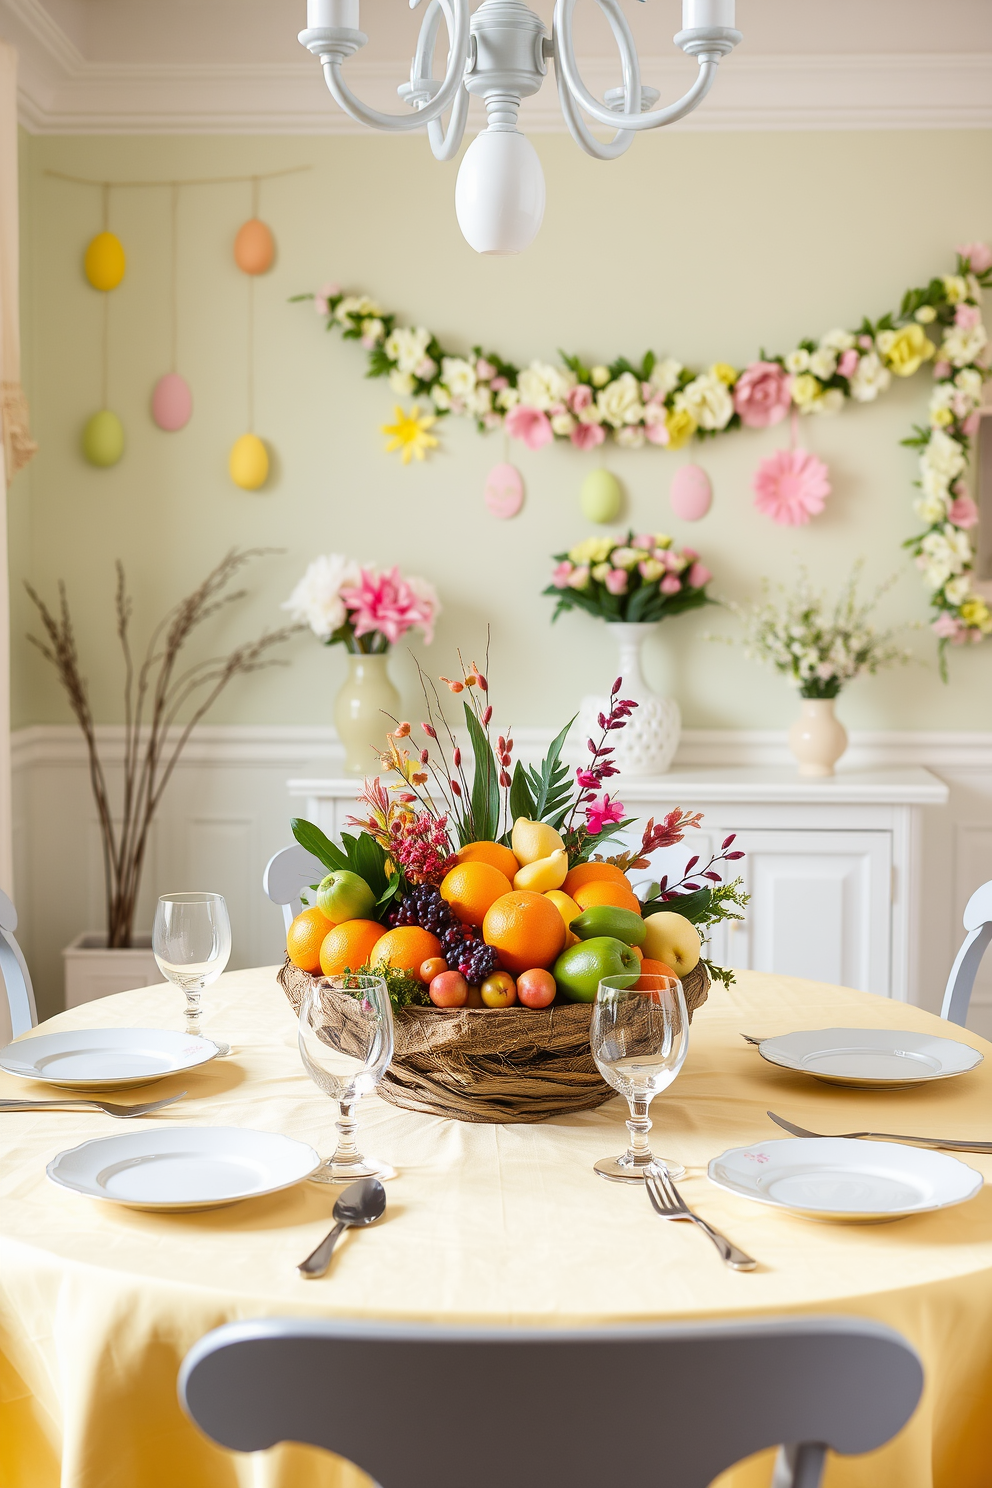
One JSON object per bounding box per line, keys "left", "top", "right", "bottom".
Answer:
{"left": 518, "top": 360, "right": 576, "bottom": 410}
{"left": 942, "top": 275, "right": 970, "bottom": 304}
{"left": 615, "top": 425, "right": 646, "bottom": 449}
{"left": 956, "top": 367, "right": 983, "bottom": 400}
{"left": 945, "top": 574, "right": 972, "bottom": 606}
{"left": 809, "top": 347, "right": 839, "bottom": 380}
{"left": 919, "top": 525, "right": 972, "bottom": 589}
{"left": 649, "top": 358, "right": 683, "bottom": 396}
{"left": 467, "top": 384, "right": 493, "bottom": 418}
{"left": 440, "top": 357, "right": 477, "bottom": 400}
{"left": 914, "top": 490, "right": 949, "bottom": 524}
{"left": 848, "top": 352, "right": 891, "bottom": 403}
{"left": 675, "top": 370, "right": 734, "bottom": 430}
{"left": 921, "top": 429, "right": 967, "bottom": 493}
{"left": 385, "top": 325, "right": 432, "bottom": 373}
{"left": 597, "top": 371, "right": 644, "bottom": 428}
{"left": 389, "top": 369, "right": 415, "bottom": 396}
{"left": 550, "top": 410, "right": 576, "bottom": 436}
{"left": 940, "top": 322, "right": 988, "bottom": 368}
{"left": 785, "top": 348, "right": 810, "bottom": 374}
{"left": 335, "top": 294, "right": 382, "bottom": 324}
{"left": 821, "top": 327, "right": 856, "bottom": 352}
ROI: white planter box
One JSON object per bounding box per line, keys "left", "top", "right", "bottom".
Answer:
{"left": 62, "top": 933, "right": 165, "bottom": 1010}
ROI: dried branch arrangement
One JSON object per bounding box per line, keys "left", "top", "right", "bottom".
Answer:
{"left": 26, "top": 548, "right": 296, "bottom": 948}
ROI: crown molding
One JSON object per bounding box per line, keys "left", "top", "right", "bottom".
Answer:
{"left": 2, "top": 0, "right": 991, "bottom": 135}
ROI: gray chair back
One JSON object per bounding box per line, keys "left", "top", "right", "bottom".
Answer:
{"left": 0, "top": 889, "right": 36, "bottom": 1040}
{"left": 262, "top": 845, "right": 327, "bottom": 931}
{"left": 179, "top": 1316, "right": 922, "bottom": 1488}
{"left": 941, "top": 879, "right": 992, "bottom": 1026}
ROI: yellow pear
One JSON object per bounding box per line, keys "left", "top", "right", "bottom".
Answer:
{"left": 544, "top": 889, "right": 582, "bottom": 928}
{"left": 641, "top": 912, "right": 701, "bottom": 974}
{"left": 511, "top": 817, "right": 565, "bottom": 866}
{"left": 513, "top": 847, "right": 569, "bottom": 893}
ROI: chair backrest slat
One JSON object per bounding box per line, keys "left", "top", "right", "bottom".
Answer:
{"left": 263, "top": 846, "right": 328, "bottom": 931}
{"left": 941, "top": 879, "right": 992, "bottom": 1026}
{"left": 0, "top": 890, "right": 37, "bottom": 1041}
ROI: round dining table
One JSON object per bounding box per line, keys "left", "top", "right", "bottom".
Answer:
{"left": 1, "top": 966, "right": 991, "bottom": 1488}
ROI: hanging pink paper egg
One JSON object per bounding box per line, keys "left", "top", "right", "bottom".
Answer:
{"left": 151, "top": 373, "right": 193, "bottom": 432}
{"left": 670, "top": 464, "right": 712, "bottom": 521}
{"left": 484, "top": 462, "right": 523, "bottom": 519}
{"left": 234, "top": 219, "right": 275, "bottom": 275}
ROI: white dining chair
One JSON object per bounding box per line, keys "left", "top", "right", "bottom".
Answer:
{"left": 0, "top": 889, "right": 37, "bottom": 1041}
{"left": 263, "top": 845, "right": 328, "bottom": 931}
{"left": 180, "top": 1315, "right": 923, "bottom": 1488}
{"left": 940, "top": 880, "right": 992, "bottom": 1027}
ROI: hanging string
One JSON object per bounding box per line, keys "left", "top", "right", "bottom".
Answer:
{"left": 45, "top": 165, "right": 310, "bottom": 189}
{"left": 247, "top": 178, "right": 258, "bottom": 433}
{"left": 101, "top": 183, "right": 110, "bottom": 407}
{"left": 251, "top": 175, "right": 260, "bottom": 219}
{"left": 101, "top": 182, "right": 109, "bottom": 232}
{"left": 169, "top": 184, "right": 179, "bottom": 374}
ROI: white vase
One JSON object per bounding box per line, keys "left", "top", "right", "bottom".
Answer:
{"left": 579, "top": 621, "right": 681, "bottom": 778}
{"left": 334, "top": 652, "right": 402, "bottom": 775}
{"left": 788, "top": 697, "right": 848, "bottom": 777}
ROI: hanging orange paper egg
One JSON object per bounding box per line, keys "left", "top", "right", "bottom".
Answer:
{"left": 233, "top": 219, "right": 275, "bottom": 275}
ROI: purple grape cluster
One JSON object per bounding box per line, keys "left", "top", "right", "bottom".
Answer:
{"left": 389, "top": 885, "right": 456, "bottom": 936}
{"left": 441, "top": 923, "right": 500, "bottom": 986}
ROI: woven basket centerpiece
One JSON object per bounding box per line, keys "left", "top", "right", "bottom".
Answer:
{"left": 279, "top": 958, "right": 709, "bottom": 1124}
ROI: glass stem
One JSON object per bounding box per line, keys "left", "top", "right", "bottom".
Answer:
{"left": 625, "top": 1098, "right": 653, "bottom": 1167}
{"left": 332, "top": 1101, "right": 362, "bottom": 1165}
{"left": 184, "top": 988, "right": 203, "bottom": 1038}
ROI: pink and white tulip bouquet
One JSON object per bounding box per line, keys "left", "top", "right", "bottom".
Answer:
{"left": 283, "top": 554, "right": 440, "bottom": 654}
{"left": 544, "top": 531, "right": 713, "bottom": 624}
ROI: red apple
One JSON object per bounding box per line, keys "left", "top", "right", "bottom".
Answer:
{"left": 429, "top": 971, "right": 469, "bottom": 1008}
{"left": 480, "top": 971, "right": 517, "bottom": 1008}
{"left": 516, "top": 968, "right": 556, "bottom": 1009}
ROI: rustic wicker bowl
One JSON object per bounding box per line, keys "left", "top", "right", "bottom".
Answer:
{"left": 278, "top": 959, "right": 709, "bottom": 1125}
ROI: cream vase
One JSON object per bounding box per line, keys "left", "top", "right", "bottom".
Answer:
{"left": 788, "top": 697, "right": 849, "bottom": 777}
{"left": 334, "top": 653, "right": 401, "bottom": 775}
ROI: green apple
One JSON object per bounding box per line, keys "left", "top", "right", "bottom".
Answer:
{"left": 315, "top": 870, "right": 375, "bottom": 924}
{"left": 553, "top": 936, "right": 640, "bottom": 1003}
{"left": 641, "top": 911, "right": 701, "bottom": 975}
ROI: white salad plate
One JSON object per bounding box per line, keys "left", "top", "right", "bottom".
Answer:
{"left": 756, "top": 1027, "right": 983, "bottom": 1089}
{"left": 0, "top": 1028, "right": 220, "bottom": 1091}
{"left": 47, "top": 1126, "right": 322, "bottom": 1211}
{"left": 708, "top": 1137, "right": 983, "bottom": 1223}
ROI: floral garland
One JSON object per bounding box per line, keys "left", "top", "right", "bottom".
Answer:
{"left": 294, "top": 245, "right": 992, "bottom": 656}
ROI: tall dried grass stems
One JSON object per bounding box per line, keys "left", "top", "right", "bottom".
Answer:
{"left": 26, "top": 548, "right": 298, "bottom": 948}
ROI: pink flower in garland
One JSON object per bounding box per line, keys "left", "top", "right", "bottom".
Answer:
{"left": 949, "top": 493, "right": 980, "bottom": 528}
{"left": 570, "top": 422, "right": 606, "bottom": 451}
{"left": 958, "top": 242, "right": 992, "bottom": 274}
{"left": 505, "top": 404, "right": 553, "bottom": 450}
{"left": 342, "top": 566, "right": 440, "bottom": 645}
{"left": 733, "top": 361, "right": 792, "bottom": 428}
{"left": 752, "top": 447, "right": 831, "bottom": 526}
{"left": 585, "top": 793, "right": 625, "bottom": 836}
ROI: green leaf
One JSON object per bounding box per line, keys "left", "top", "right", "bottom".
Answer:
{"left": 376, "top": 872, "right": 403, "bottom": 908}
{"left": 524, "top": 716, "right": 577, "bottom": 829}
{"left": 463, "top": 701, "right": 500, "bottom": 841}
{"left": 291, "top": 817, "right": 348, "bottom": 873}
{"left": 642, "top": 887, "right": 713, "bottom": 922}
{"left": 348, "top": 832, "right": 390, "bottom": 897}
{"left": 509, "top": 759, "right": 536, "bottom": 824}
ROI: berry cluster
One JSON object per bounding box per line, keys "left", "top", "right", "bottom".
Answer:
{"left": 389, "top": 885, "right": 455, "bottom": 936}
{"left": 441, "top": 923, "right": 500, "bottom": 985}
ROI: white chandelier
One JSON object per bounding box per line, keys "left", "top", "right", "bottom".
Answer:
{"left": 300, "top": 0, "right": 741, "bottom": 254}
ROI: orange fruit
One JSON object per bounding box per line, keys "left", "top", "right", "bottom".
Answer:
{"left": 482, "top": 890, "right": 566, "bottom": 976}
{"left": 286, "top": 906, "right": 336, "bottom": 973}
{"left": 318, "top": 919, "right": 386, "bottom": 977}
{"left": 635, "top": 957, "right": 680, "bottom": 993}
{"left": 370, "top": 926, "right": 442, "bottom": 982}
{"left": 572, "top": 879, "right": 641, "bottom": 914}
{"left": 562, "top": 860, "right": 633, "bottom": 899}
{"left": 440, "top": 861, "right": 513, "bottom": 927}
{"left": 456, "top": 841, "right": 520, "bottom": 880}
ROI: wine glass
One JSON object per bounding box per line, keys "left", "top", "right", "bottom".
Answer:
{"left": 590, "top": 972, "right": 689, "bottom": 1182}
{"left": 299, "top": 973, "right": 396, "bottom": 1184}
{"left": 153, "top": 891, "right": 232, "bottom": 1056}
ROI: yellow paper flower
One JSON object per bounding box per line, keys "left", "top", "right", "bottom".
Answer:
{"left": 710, "top": 362, "right": 738, "bottom": 386}
{"left": 665, "top": 407, "right": 696, "bottom": 450}
{"left": 791, "top": 373, "right": 823, "bottom": 411}
{"left": 878, "top": 324, "right": 935, "bottom": 378}
{"left": 961, "top": 598, "right": 992, "bottom": 634}
{"left": 568, "top": 536, "right": 614, "bottom": 565}
{"left": 381, "top": 404, "right": 439, "bottom": 464}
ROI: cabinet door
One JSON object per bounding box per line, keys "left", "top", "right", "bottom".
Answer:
{"left": 729, "top": 830, "right": 892, "bottom": 995}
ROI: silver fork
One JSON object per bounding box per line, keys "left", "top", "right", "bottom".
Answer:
{"left": 740, "top": 1033, "right": 764, "bottom": 1046}
{"left": 767, "top": 1109, "right": 992, "bottom": 1154}
{"left": 645, "top": 1165, "right": 758, "bottom": 1271}
{"left": 0, "top": 1090, "right": 187, "bottom": 1118}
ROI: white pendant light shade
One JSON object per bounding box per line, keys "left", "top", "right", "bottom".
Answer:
{"left": 454, "top": 130, "right": 546, "bottom": 256}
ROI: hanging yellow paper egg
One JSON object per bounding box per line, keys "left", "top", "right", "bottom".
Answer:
{"left": 84, "top": 232, "right": 126, "bottom": 291}
{"left": 82, "top": 410, "right": 125, "bottom": 467}
{"left": 229, "top": 433, "right": 268, "bottom": 489}
{"left": 233, "top": 219, "right": 275, "bottom": 276}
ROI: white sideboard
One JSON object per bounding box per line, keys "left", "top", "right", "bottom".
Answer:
{"left": 287, "top": 767, "right": 948, "bottom": 1004}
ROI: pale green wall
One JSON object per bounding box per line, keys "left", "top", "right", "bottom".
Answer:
{"left": 9, "top": 129, "right": 992, "bottom": 734}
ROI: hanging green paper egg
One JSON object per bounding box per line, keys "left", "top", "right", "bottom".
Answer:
{"left": 82, "top": 410, "right": 125, "bottom": 467}
{"left": 84, "top": 232, "right": 126, "bottom": 291}
{"left": 580, "top": 468, "right": 622, "bottom": 524}
{"left": 229, "top": 433, "right": 269, "bottom": 490}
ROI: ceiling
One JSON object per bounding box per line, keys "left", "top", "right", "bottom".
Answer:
{"left": 2, "top": 0, "right": 991, "bottom": 132}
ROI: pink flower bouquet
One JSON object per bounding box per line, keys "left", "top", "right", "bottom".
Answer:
{"left": 283, "top": 554, "right": 440, "bottom": 653}
{"left": 543, "top": 531, "right": 713, "bottom": 624}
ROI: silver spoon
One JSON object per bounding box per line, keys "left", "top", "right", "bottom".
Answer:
{"left": 297, "top": 1177, "right": 386, "bottom": 1279}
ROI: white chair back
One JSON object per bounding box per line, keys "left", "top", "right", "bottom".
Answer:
{"left": 0, "top": 890, "right": 37, "bottom": 1041}
{"left": 263, "top": 846, "right": 328, "bottom": 931}
{"left": 941, "top": 880, "right": 992, "bottom": 1027}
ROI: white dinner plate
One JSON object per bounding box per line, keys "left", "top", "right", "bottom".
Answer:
{"left": 708, "top": 1137, "right": 983, "bottom": 1223}
{"left": 47, "top": 1126, "right": 321, "bottom": 1211}
{"left": 756, "top": 1027, "right": 983, "bottom": 1089}
{"left": 0, "top": 1028, "right": 220, "bottom": 1091}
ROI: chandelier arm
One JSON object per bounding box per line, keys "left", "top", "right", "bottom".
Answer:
{"left": 318, "top": 0, "right": 470, "bottom": 132}
{"left": 555, "top": 0, "right": 719, "bottom": 132}
{"left": 410, "top": 0, "right": 470, "bottom": 159}
{"left": 427, "top": 80, "right": 470, "bottom": 160}
{"left": 551, "top": 24, "right": 636, "bottom": 161}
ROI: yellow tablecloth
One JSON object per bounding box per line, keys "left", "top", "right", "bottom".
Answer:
{"left": 2, "top": 969, "right": 992, "bottom": 1488}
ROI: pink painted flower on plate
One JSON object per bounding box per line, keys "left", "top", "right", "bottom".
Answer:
{"left": 585, "top": 792, "right": 625, "bottom": 835}
{"left": 733, "top": 361, "right": 793, "bottom": 428}
{"left": 752, "top": 447, "right": 831, "bottom": 526}
{"left": 604, "top": 568, "right": 628, "bottom": 595}
{"left": 958, "top": 242, "right": 992, "bottom": 274}
{"left": 948, "top": 494, "right": 980, "bottom": 528}
{"left": 570, "top": 422, "right": 606, "bottom": 451}
{"left": 505, "top": 404, "right": 553, "bottom": 450}
{"left": 686, "top": 562, "right": 712, "bottom": 588}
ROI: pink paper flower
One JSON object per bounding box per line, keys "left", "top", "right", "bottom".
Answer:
{"left": 962, "top": 412, "right": 981, "bottom": 437}
{"left": 490, "top": 375, "right": 509, "bottom": 392}
{"left": 644, "top": 419, "right": 670, "bottom": 447}
{"left": 956, "top": 304, "right": 982, "bottom": 330}
{"left": 570, "top": 422, "right": 606, "bottom": 451}
{"left": 752, "top": 447, "right": 831, "bottom": 526}
{"left": 604, "top": 568, "right": 628, "bottom": 595}
{"left": 552, "top": 560, "right": 575, "bottom": 588}
{"left": 633, "top": 534, "right": 656, "bottom": 551}
{"left": 567, "top": 384, "right": 594, "bottom": 414}
{"left": 933, "top": 360, "right": 952, "bottom": 380}
{"left": 585, "top": 792, "right": 626, "bottom": 835}
{"left": 686, "top": 562, "right": 712, "bottom": 588}
{"left": 505, "top": 404, "right": 553, "bottom": 450}
{"left": 475, "top": 358, "right": 497, "bottom": 380}
{"left": 660, "top": 574, "right": 682, "bottom": 595}
{"left": 342, "top": 566, "right": 439, "bottom": 646}
{"left": 837, "top": 349, "right": 859, "bottom": 379}
{"left": 733, "top": 361, "right": 793, "bottom": 428}
{"left": 948, "top": 494, "right": 980, "bottom": 528}
{"left": 958, "top": 242, "right": 992, "bottom": 274}
{"left": 682, "top": 548, "right": 699, "bottom": 562}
